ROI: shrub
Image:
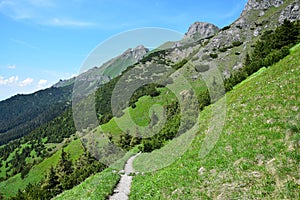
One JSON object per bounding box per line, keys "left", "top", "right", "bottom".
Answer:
{"left": 232, "top": 41, "right": 243, "bottom": 47}
{"left": 210, "top": 53, "right": 218, "bottom": 59}
{"left": 219, "top": 47, "right": 228, "bottom": 52}
{"left": 172, "top": 59, "right": 188, "bottom": 70}
{"left": 221, "top": 25, "right": 231, "bottom": 31}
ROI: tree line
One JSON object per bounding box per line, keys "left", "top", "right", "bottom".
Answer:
{"left": 11, "top": 148, "right": 105, "bottom": 200}
{"left": 225, "top": 20, "right": 300, "bottom": 91}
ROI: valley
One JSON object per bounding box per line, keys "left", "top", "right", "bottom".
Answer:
{"left": 0, "top": 0, "right": 299, "bottom": 199}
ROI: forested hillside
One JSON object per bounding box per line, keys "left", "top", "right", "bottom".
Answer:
{"left": 0, "top": 84, "right": 73, "bottom": 145}
{"left": 0, "top": 0, "right": 299, "bottom": 199}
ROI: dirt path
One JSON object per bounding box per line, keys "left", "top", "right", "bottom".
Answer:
{"left": 109, "top": 153, "right": 140, "bottom": 200}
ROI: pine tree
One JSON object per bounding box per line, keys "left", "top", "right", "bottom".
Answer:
{"left": 43, "top": 166, "right": 59, "bottom": 190}
{"left": 56, "top": 149, "right": 73, "bottom": 176}
{"left": 0, "top": 191, "right": 4, "bottom": 200}
{"left": 56, "top": 149, "right": 73, "bottom": 190}
{"left": 118, "top": 130, "right": 132, "bottom": 150}
{"left": 244, "top": 53, "right": 251, "bottom": 67}
{"left": 274, "top": 19, "right": 299, "bottom": 49}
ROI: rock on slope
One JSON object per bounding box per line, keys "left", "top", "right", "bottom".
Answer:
{"left": 183, "top": 22, "right": 220, "bottom": 41}
{"left": 168, "top": 0, "right": 300, "bottom": 78}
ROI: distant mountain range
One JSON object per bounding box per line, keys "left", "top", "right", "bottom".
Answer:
{"left": 0, "top": 45, "right": 149, "bottom": 145}
{"left": 0, "top": 0, "right": 299, "bottom": 199}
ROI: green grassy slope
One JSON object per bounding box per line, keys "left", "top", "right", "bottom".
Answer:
{"left": 103, "top": 57, "right": 136, "bottom": 77}
{"left": 100, "top": 88, "right": 176, "bottom": 139}
{"left": 0, "top": 139, "right": 84, "bottom": 197}
{"left": 54, "top": 148, "right": 139, "bottom": 200}
{"left": 130, "top": 44, "right": 300, "bottom": 199}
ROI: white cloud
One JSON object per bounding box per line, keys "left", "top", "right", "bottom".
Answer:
{"left": 37, "top": 79, "right": 48, "bottom": 88}
{"left": 7, "top": 65, "right": 16, "bottom": 69}
{"left": 19, "top": 77, "right": 34, "bottom": 87}
{"left": 0, "top": 76, "right": 35, "bottom": 86}
{"left": 70, "top": 73, "right": 77, "bottom": 78}
{"left": 0, "top": 76, "right": 19, "bottom": 85}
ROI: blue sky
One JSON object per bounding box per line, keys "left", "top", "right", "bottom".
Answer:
{"left": 0, "top": 0, "right": 247, "bottom": 100}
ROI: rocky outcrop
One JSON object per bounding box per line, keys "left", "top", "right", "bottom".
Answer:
{"left": 242, "top": 0, "right": 284, "bottom": 15}
{"left": 279, "top": 1, "right": 300, "bottom": 23}
{"left": 122, "top": 45, "right": 149, "bottom": 61}
{"left": 172, "top": 22, "right": 219, "bottom": 50}
{"left": 183, "top": 22, "right": 219, "bottom": 40}
{"left": 55, "top": 45, "right": 149, "bottom": 89}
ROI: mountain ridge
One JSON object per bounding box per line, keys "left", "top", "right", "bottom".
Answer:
{"left": 0, "top": 0, "right": 299, "bottom": 199}
{"left": 53, "top": 45, "right": 149, "bottom": 88}
{"left": 0, "top": 45, "right": 149, "bottom": 145}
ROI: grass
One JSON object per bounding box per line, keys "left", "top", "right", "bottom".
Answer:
{"left": 256, "top": 0, "right": 295, "bottom": 25}
{"left": 100, "top": 64, "right": 209, "bottom": 142}
{"left": 103, "top": 57, "right": 135, "bottom": 77}
{"left": 100, "top": 87, "right": 176, "bottom": 140}
{"left": 129, "top": 44, "right": 300, "bottom": 199}
{"left": 0, "top": 142, "right": 33, "bottom": 178}
{"left": 0, "top": 139, "right": 84, "bottom": 197}
{"left": 54, "top": 168, "right": 120, "bottom": 200}
{"left": 54, "top": 148, "right": 139, "bottom": 200}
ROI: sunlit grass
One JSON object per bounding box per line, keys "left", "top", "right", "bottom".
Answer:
{"left": 130, "top": 44, "right": 300, "bottom": 199}
{"left": 0, "top": 139, "right": 84, "bottom": 197}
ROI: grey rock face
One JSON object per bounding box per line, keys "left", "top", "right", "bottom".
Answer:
{"left": 279, "top": 1, "right": 300, "bottom": 23}
{"left": 242, "top": 0, "right": 284, "bottom": 15}
{"left": 184, "top": 22, "right": 219, "bottom": 40}
{"left": 122, "top": 45, "right": 149, "bottom": 60}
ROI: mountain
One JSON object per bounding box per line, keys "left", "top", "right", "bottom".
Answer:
{"left": 0, "top": 85, "right": 73, "bottom": 145}
{"left": 73, "top": 45, "right": 149, "bottom": 101}
{"left": 0, "top": 45, "right": 148, "bottom": 145}
{"left": 53, "top": 45, "right": 149, "bottom": 88}
{"left": 184, "top": 22, "right": 220, "bottom": 40}
{"left": 55, "top": 41, "right": 300, "bottom": 200}
{"left": 0, "top": 0, "right": 299, "bottom": 199}
{"left": 54, "top": 0, "right": 299, "bottom": 199}
{"left": 102, "top": 45, "right": 149, "bottom": 77}
{"left": 129, "top": 40, "right": 300, "bottom": 200}
{"left": 164, "top": 0, "right": 300, "bottom": 79}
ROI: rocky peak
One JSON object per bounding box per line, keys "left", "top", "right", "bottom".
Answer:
{"left": 184, "top": 22, "right": 220, "bottom": 40}
{"left": 242, "top": 0, "right": 284, "bottom": 15}
{"left": 122, "top": 45, "right": 149, "bottom": 60}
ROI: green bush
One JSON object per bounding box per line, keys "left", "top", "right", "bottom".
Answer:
{"left": 225, "top": 20, "right": 299, "bottom": 92}
{"left": 232, "top": 41, "right": 243, "bottom": 47}
{"left": 172, "top": 59, "right": 188, "bottom": 70}
{"left": 210, "top": 53, "right": 218, "bottom": 59}
{"left": 221, "top": 25, "right": 231, "bottom": 31}
{"left": 219, "top": 47, "right": 228, "bottom": 52}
